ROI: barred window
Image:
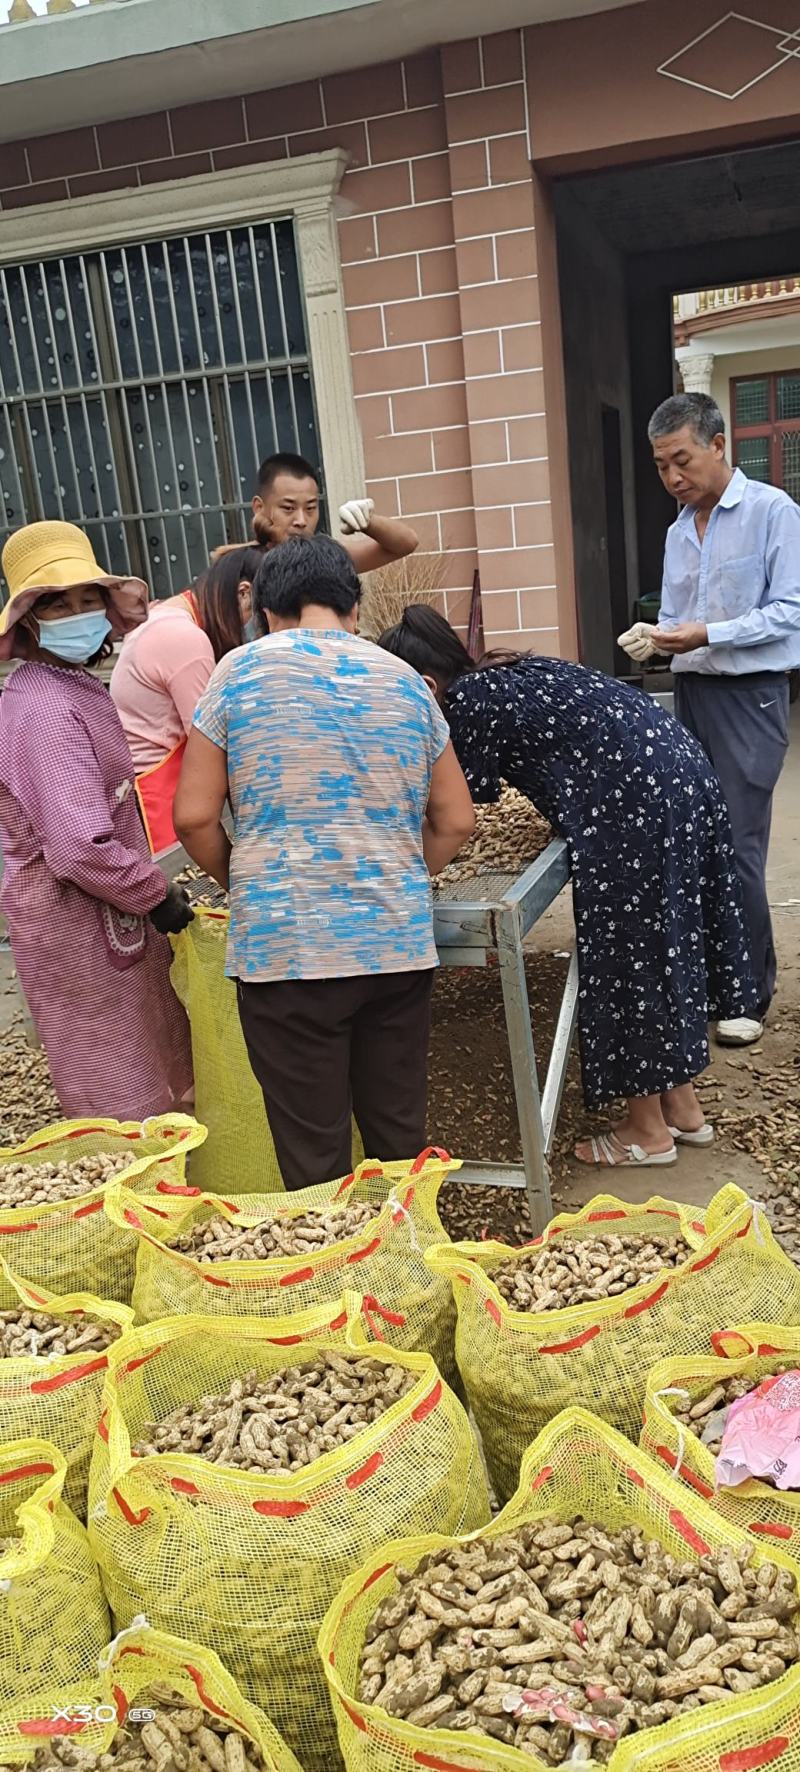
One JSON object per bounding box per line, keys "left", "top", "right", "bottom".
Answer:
{"left": 0, "top": 219, "right": 322, "bottom": 595}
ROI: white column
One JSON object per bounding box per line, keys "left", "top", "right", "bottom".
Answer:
{"left": 675, "top": 348, "right": 715, "bottom": 396}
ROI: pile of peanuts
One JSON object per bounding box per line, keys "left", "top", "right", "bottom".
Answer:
{"left": 174, "top": 1200, "right": 381, "bottom": 1263}
{"left": 31, "top": 1686, "right": 269, "bottom": 1772}
{"left": 493, "top": 1233, "right": 690, "bottom": 1313}
{"left": 435, "top": 787, "right": 551, "bottom": 890}
{"left": 0, "top": 1151, "right": 133, "bottom": 1208}
{"left": 359, "top": 1519, "right": 800, "bottom": 1763}
{"left": 0, "top": 1307, "right": 121, "bottom": 1359}
{"left": 670, "top": 1368, "right": 798, "bottom": 1456}
{"left": 133, "top": 1353, "right": 417, "bottom": 1474}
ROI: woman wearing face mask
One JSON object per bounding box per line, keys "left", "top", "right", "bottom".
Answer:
{"left": 379, "top": 606, "right": 757, "bottom": 1169}
{"left": 110, "top": 544, "right": 263, "bottom": 857}
{"left": 0, "top": 521, "right": 194, "bottom": 1121}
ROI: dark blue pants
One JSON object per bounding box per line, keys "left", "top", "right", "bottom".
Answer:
{"left": 674, "top": 671, "right": 790, "bottom": 1016}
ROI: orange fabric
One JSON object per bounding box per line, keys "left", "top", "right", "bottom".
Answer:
{"left": 135, "top": 737, "right": 188, "bottom": 858}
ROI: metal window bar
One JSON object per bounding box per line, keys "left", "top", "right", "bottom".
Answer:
{"left": 0, "top": 219, "right": 322, "bottom": 596}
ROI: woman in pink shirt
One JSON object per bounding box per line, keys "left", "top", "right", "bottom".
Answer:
{"left": 111, "top": 546, "right": 262, "bottom": 855}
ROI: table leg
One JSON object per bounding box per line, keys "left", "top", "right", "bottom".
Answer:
{"left": 494, "top": 905, "right": 552, "bottom": 1232}
{"left": 540, "top": 948, "right": 579, "bottom": 1154}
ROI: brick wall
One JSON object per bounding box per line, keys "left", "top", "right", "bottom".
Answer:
{"left": 0, "top": 29, "right": 561, "bottom": 652}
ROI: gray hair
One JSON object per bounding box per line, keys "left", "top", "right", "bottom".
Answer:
{"left": 648, "top": 392, "right": 725, "bottom": 446}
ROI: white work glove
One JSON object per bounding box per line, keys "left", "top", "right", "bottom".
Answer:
{"left": 617, "top": 621, "right": 661, "bottom": 664}
{"left": 339, "top": 497, "right": 374, "bottom": 535}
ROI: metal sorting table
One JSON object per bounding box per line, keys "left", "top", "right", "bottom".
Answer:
{"left": 433, "top": 838, "right": 576, "bottom": 1233}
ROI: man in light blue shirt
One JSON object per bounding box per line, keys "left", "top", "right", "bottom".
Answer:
{"left": 626, "top": 391, "right": 800, "bottom": 1044}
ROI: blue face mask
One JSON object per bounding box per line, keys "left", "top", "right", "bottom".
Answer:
{"left": 242, "top": 616, "right": 260, "bottom": 642}
{"left": 38, "top": 610, "right": 113, "bottom": 664}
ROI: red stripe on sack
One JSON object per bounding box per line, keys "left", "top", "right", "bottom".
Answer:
{"left": 279, "top": 1266, "right": 315, "bottom": 1286}
{"left": 22, "top": 1286, "right": 48, "bottom": 1306}
{"left": 669, "top": 1508, "right": 710, "bottom": 1556}
{"left": 361, "top": 1561, "right": 393, "bottom": 1593}
{"left": 539, "top": 1325, "right": 601, "bottom": 1354}
{"left": 691, "top": 1220, "right": 705, "bottom": 1234}
{"left": 411, "top": 1381, "right": 442, "bottom": 1423}
{"left": 72, "top": 1199, "right": 104, "bottom": 1220}
{"left": 111, "top": 1487, "right": 151, "bottom": 1526}
{"left": 200, "top": 1271, "right": 232, "bottom": 1288}
{"left": 648, "top": 1207, "right": 681, "bottom": 1221}
{"left": 123, "top": 1209, "right": 143, "bottom": 1229}
{"left": 485, "top": 1298, "right": 502, "bottom": 1327}
{"left": 118, "top": 1647, "right": 146, "bottom": 1659}
{"left": 98, "top": 1411, "right": 109, "bottom": 1443}
{"left": 402, "top": 1185, "right": 416, "bottom": 1210}
{"left": 155, "top": 1182, "right": 201, "bottom": 1196}
{"left": 0, "top": 1460, "right": 54, "bottom": 1484}
{"left": 342, "top": 1701, "right": 368, "bottom": 1734}
{"left": 587, "top": 1209, "right": 628, "bottom": 1222}
{"left": 624, "top": 1282, "right": 669, "bottom": 1318}
{"left": 360, "top": 1167, "right": 385, "bottom": 1182}
{"left": 627, "top": 1467, "right": 645, "bottom": 1488}
{"left": 735, "top": 1219, "right": 752, "bottom": 1240}
{"left": 221, "top": 1201, "right": 240, "bottom": 1213}
{"left": 0, "top": 1221, "right": 39, "bottom": 1234}
{"left": 347, "top": 1238, "right": 382, "bottom": 1264}
{"left": 171, "top": 1477, "right": 200, "bottom": 1496}
{"left": 689, "top": 1246, "right": 721, "bottom": 1273}
{"left": 412, "top": 1147, "right": 449, "bottom": 1174}
{"left": 333, "top": 1171, "right": 357, "bottom": 1199}
{"left": 414, "top": 1754, "right": 486, "bottom": 1772}
{"left": 329, "top": 1311, "right": 348, "bottom": 1331}
{"left": 456, "top": 1272, "right": 471, "bottom": 1287}
{"left": 328, "top": 1650, "right": 336, "bottom": 1667}
{"left": 720, "top": 1743, "right": 789, "bottom": 1772}
{"left": 121, "top": 1347, "right": 163, "bottom": 1376}
{"left": 530, "top": 1465, "right": 554, "bottom": 1492}
{"left": 363, "top": 1296, "right": 406, "bottom": 1327}
{"left": 252, "top": 1498, "right": 310, "bottom": 1517}
{"left": 653, "top": 1445, "right": 713, "bottom": 1498}
{"left": 758, "top": 1344, "right": 783, "bottom": 1357}
{"left": 183, "top": 1667, "right": 241, "bottom": 1725}
{"left": 18, "top": 1721, "right": 86, "bottom": 1738}
{"left": 265, "top": 1334, "right": 303, "bottom": 1347}
{"left": 31, "top": 1355, "right": 107, "bottom": 1393}
{"left": 346, "top": 1452, "right": 384, "bottom": 1489}
{"left": 112, "top": 1687, "right": 128, "bottom": 1724}
{"left": 749, "top": 1521, "right": 794, "bottom": 1540}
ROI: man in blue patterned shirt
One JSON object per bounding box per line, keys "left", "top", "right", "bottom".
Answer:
{"left": 174, "top": 535, "right": 475, "bottom": 1188}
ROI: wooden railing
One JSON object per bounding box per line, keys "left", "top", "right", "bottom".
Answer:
{"left": 674, "top": 279, "right": 800, "bottom": 320}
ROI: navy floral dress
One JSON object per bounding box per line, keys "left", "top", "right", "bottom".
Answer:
{"left": 445, "top": 658, "right": 757, "bottom": 1108}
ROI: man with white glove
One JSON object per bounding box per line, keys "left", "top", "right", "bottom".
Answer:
{"left": 642, "top": 390, "right": 800, "bottom": 1046}
{"left": 617, "top": 621, "right": 666, "bottom": 666}
{"left": 250, "top": 451, "right": 418, "bottom": 573}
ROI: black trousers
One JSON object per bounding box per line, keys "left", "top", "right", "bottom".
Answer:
{"left": 237, "top": 969, "right": 435, "bottom": 1190}
{"left": 674, "top": 671, "right": 790, "bottom": 1016}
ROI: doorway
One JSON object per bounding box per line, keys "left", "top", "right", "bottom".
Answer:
{"left": 550, "top": 136, "right": 800, "bottom": 669}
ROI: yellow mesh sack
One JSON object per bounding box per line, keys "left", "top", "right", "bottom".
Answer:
{"left": 6, "top": 1621, "right": 301, "bottom": 1772}
{"left": 0, "top": 1116, "right": 206, "bottom": 1303}
{"left": 427, "top": 1186, "right": 800, "bottom": 1502}
{"left": 0, "top": 1438, "right": 110, "bottom": 1760}
{"left": 170, "top": 910, "right": 363, "bottom": 1194}
{"left": 320, "top": 1404, "right": 800, "bottom": 1772}
{"left": 106, "top": 1151, "right": 459, "bottom": 1382}
{"left": 0, "top": 1261, "right": 133, "bottom": 1520}
{"left": 642, "top": 1320, "right": 800, "bottom": 1556}
{"left": 87, "top": 1297, "right": 490, "bottom": 1772}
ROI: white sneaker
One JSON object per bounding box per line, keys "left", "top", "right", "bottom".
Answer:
{"left": 715, "top": 1017, "right": 764, "bottom": 1047}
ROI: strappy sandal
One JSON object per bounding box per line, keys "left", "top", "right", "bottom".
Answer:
{"left": 667, "top": 1122, "right": 715, "bottom": 1147}
{"left": 575, "top": 1130, "right": 677, "bottom": 1168}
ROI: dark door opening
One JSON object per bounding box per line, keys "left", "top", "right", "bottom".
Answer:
{"left": 550, "top": 137, "right": 800, "bottom": 670}
{"left": 601, "top": 404, "right": 630, "bottom": 648}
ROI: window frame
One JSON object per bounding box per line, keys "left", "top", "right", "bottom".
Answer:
{"left": 0, "top": 150, "right": 365, "bottom": 549}
{"left": 731, "top": 368, "right": 800, "bottom": 491}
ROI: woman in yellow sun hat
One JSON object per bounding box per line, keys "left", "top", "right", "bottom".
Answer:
{"left": 0, "top": 521, "right": 194, "bottom": 1119}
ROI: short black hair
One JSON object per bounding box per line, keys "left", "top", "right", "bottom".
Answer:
{"left": 648, "top": 392, "right": 725, "bottom": 446}
{"left": 256, "top": 452, "right": 319, "bottom": 495}
{"left": 253, "top": 534, "right": 361, "bottom": 621}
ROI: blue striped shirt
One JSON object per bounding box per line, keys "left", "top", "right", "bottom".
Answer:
{"left": 194, "top": 628, "right": 449, "bottom": 982}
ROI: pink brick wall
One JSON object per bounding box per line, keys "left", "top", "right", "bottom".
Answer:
{"left": 0, "top": 31, "right": 562, "bottom": 653}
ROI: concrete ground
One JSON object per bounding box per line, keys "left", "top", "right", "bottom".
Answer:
{"left": 532, "top": 700, "right": 800, "bottom": 1213}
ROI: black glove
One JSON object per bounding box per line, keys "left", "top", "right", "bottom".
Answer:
{"left": 149, "top": 883, "right": 195, "bottom": 935}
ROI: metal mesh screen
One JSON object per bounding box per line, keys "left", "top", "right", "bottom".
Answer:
{"left": 733, "top": 377, "right": 769, "bottom": 426}
{"left": 0, "top": 220, "right": 321, "bottom": 596}
{"left": 735, "top": 435, "right": 771, "bottom": 482}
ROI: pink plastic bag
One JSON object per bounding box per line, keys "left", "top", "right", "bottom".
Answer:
{"left": 716, "top": 1368, "right": 800, "bottom": 1490}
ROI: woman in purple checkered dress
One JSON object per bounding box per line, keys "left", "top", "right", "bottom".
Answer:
{"left": 0, "top": 522, "right": 194, "bottom": 1121}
